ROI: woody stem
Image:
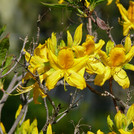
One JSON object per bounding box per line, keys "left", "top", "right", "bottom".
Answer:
{"left": 109, "top": 77, "right": 119, "bottom": 112}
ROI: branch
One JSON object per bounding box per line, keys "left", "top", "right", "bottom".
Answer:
{"left": 8, "top": 103, "right": 28, "bottom": 134}
{"left": 0, "top": 74, "right": 22, "bottom": 120}
{"left": 0, "top": 36, "right": 28, "bottom": 79}
{"left": 109, "top": 78, "right": 119, "bottom": 112}
{"left": 0, "top": 125, "right": 4, "bottom": 134}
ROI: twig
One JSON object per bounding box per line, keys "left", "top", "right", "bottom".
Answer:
{"left": 42, "top": 97, "right": 49, "bottom": 131}
{"left": 109, "top": 77, "right": 119, "bottom": 112}
{"left": 126, "top": 88, "right": 132, "bottom": 105}
{"left": 0, "top": 36, "right": 28, "bottom": 79}
{"left": 87, "top": 17, "right": 92, "bottom": 35}
{"left": 0, "top": 74, "right": 22, "bottom": 120}
{"left": 56, "top": 89, "right": 82, "bottom": 123}
{"left": 0, "top": 125, "right": 4, "bottom": 134}
{"left": 8, "top": 104, "right": 28, "bottom": 134}
{"left": 86, "top": 82, "right": 102, "bottom": 96}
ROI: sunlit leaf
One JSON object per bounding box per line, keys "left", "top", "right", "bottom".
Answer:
{"left": 0, "top": 25, "right": 6, "bottom": 36}
{"left": 0, "top": 35, "right": 10, "bottom": 66}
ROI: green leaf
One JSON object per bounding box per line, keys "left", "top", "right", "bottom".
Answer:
{"left": 96, "top": 0, "right": 106, "bottom": 4}
{"left": 0, "top": 25, "right": 6, "bottom": 36}
{"left": 0, "top": 35, "right": 10, "bottom": 66}
{"left": 2, "top": 56, "right": 13, "bottom": 75}
{"left": 41, "top": 2, "right": 68, "bottom": 8}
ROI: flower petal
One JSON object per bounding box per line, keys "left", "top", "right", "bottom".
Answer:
{"left": 33, "top": 87, "right": 40, "bottom": 104}
{"left": 109, "top": 46, "right": 126, "bottom": 67}
{"left": 95, "top": 39, "right": 105, "bottom": 53}
{"left": 125, "top": 45, "right": 134, "bottom": 63}
{"left": 67, "top": 30, "right": 73, "bottom": 47}
{"left": 47, "top": 124, "right": 52, "bottom": 134}
{"left": 113, "top": 67, "right": 130, "bottom": 89}
{"left": 123, "top": 63, "right": 134, "bottom": 71}
{"left": 114, "top": 110, "right": 126, "bottom": 129}
{"left": 116, "top": 3, "right": 128, "bottom": 22}
{"left": 97, "top": 130, "right": 104, "bottom": 134}
{"left": 98, "top": 50, "right": 109, "bottom": 66}
{"left": 72, "top": 45, "right": 85, "bottom": 57}
{"left": 48, "top": 50, "right": 60, "bottom": 70}
{"left": 86, "top": 59, "right": 105, "bottom": 75}
{"left": 65, "top": 69, "right": 86, "bottom": 90}
{"left": 71, "top": 55, "right": 89, "bottom": 72}
{"left": 106, "top": 40, "right": 114, "bottom": 55}
{"left": 46, "top": 70, "right": 64, "bottom": 90}
{"left": 94, "top": 66, "right": 111, "bottom": 86}
{"left": 73, "top": 24, "right": 83, "bottom": 46}
{"left": 124, "top": 34, "right": 131, "bottom": 53}
{"left": 126, "top": 104, "right": 134, "bottom": 127}
{"left": 123, "top": 21, "right": 132, "bottom": 36}
{"left": 118, "top": 129, "right": 132, "bottom": 134}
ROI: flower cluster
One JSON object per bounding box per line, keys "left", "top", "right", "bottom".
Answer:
{"left": 19, "top": 22, "right": 134, "bottom": 104}
{"left": 88, "top": 104, "right": 134, "bottom": 134}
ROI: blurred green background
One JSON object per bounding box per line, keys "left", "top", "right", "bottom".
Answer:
{"left": 0, "top": 0, "right": 134, "bottom": 133}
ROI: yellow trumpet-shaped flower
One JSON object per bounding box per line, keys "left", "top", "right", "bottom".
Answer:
{"left": 72, "top": 33, "right": 105, "bottom": 75}
{"left": 23, "top": 43, "right": 50, "bottom": 82}
{"left": 117, "top": 1, "right": 134, "bottom": 35}
{"left": 94, "top": 37, "right": 134, "bottom": 89}
{"left": 45, "top": 47, "right": 88, "bottom": 90}
{"left": 18, "top": 43, "right": 49, "bottom": 104}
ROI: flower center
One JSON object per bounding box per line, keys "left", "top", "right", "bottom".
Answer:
{"left": 82, "top": 35, "right": 95, "bottom": 55}
{"left": 58, "top": 48, "right": 74, "bottom": 69}
{"left": 109, "top": 47, "right": 126, "bottom": 67}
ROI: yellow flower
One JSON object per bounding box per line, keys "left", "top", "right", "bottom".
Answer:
{"left": 73, "top": 34, "right": 105, "bottom": 75}
{"left": 107, "top": 0, "right": 113, "bottom": 5}
{"left": 58, "top": 0, "right": 64, "bottom": 4}
{"left": 107, "top": 104, "right": 134, "bottom": 133}
{"left": 0, "top": 122, "right": 6, "bottom": 134}
{"left": 23, "top": 43, "right": 49, "bottom": 82}
{"left": 18, "top": 43, "right": 49, "bottom": 103}
{"left": 46, "top": 47, "right": 88, "bottom": 90}
{"left": 117, "top": 1, "right": 134, "bottom": 35}
{"left": 94, "top": 38, "right": 134, "bottom": 89}
{"left": 84, "top": 0, "right": 90, "bottom": 8}
{"left": 87, "top": 130, "right": 104, "bottom": 134}
{"left": 47, "top": 124, "right": 52, "bottom": 134}
{"left": 15, "top": 119, "right": 43, "bottom": 134}
{"left": 67, "top": 24, "right": 83, "bottom": 47}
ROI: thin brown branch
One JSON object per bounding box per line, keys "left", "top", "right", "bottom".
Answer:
{"left": 87, "top": 17, "right": 92, "bottom": 35}
{"left": 0, "top": 74, "right": 22, "bottom": 120}
{"left": 86, "top": 82, "right": 102, "bottom": 96}
{"left": 8, "top": 104, "right": 28, "bottom": 134}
